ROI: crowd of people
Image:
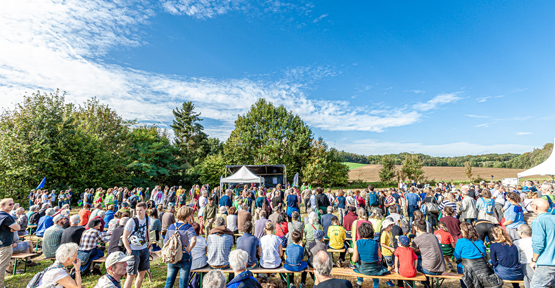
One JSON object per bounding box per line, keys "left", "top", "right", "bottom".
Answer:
{"left": 1, "top": 180, "right": 554, "bottom": 288}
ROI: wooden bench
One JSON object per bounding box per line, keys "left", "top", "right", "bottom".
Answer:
{"left": 426, "top": 272, "right": 463, "bottom": 288}
{"left": 191, "top": 266, "right": 292, "bottom": 287}
{"left": 92, "top": 257, "right": 108, "bottom": 274}
{"left": 11, "top": 253, "right": 39, "bottom": 276}
{"left": 27, "top": 225, "right": 37, "bottom": 235}
{"left": 322, "top": 268, "right": 427, "bottom": 288}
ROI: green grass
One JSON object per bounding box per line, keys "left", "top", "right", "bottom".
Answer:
{"left": 342, "top": 162, "right": 368, "bottom": 170}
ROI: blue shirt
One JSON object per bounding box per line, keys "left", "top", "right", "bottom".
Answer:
{"left": 336, "top": 196, "right": 346, "bottom": 209}
{"left": 164, "top": 222, "right": 196, "bottom": 255}
{"left": 531, "top": 212, "right": 555, "bottom": 266}
{"left": 504, "top": 204, "right": 525, "bottom": 229}
{"left": 286, "top": 194, "right": 299, "bottom": 209}
{"left": 36, "top": 215, "right": 54, "bottom": 237}
{"left": 356, "top": 239, "right": 380, "bottom": 262}
{"left": 454, "top": 238, "right": 486, "bottom": 260}
{"left": 490, "top": 243, "right": 520, "bottom": 268}
{"left": 219, "top": 195, "right": 232, "bottom": 208}
{"left": 406, "top": 193, "right": 420, "bottom": 207}
{"left": 320, "top": 214, "right": 334, "bottom": 236}
{"left": 285, "top": 243, "right": 305, "bottom": 266}
{"left": 236, "top": 233, "right": 260, "bottom": 266}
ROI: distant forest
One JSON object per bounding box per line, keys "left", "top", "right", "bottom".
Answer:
{"left": 339, "top": 142, "right": 553, "bottom": 169}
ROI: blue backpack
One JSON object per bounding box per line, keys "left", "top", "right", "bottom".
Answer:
{"left": 368, "top": 191, "right": 378, "bottom": 206}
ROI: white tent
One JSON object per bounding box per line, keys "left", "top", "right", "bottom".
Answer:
{"left": 220, "top": 165, "right": 264, "bottom": 184}
{"left": 518, "top": 138, "right": 555, "bottom": 178}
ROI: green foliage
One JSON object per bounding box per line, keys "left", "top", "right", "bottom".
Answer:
{"left": 464, "top": 161, "right": 473, "bottom": 179}
{"left": 224, "top": 99, "right": 313, "bottom": 176}
{"left": 127, "top": 126, "right": 177, "bottom": 187}
{"left": 198, "top": 153, "right": 228, "bottom": 187}
{"left": 337, "top": 151, "right": 370, "bottom": 164}
{"left": 505, "top": 143, "right": 553, "bottom": 169}
{"left": 400, "top": 154, "right": 426, "bottom": 182}
{"left": 302, "top": 139, "right": 349, "bottom": 186}
{"left": 359, "top": 152, "right": 521, "bottom": 168}
{"left": 379, "top": 155, "right": 397, "bottom": 184}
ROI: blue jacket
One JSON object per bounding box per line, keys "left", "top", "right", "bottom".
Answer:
{"left": 226, "top": 271, "right": 262, "bottom": 288}
{"left": 531, "top": 212, "right": 555, "bottom": 266}
{"left": 104, "top": 210, "right": 115, "bottom": 228}
{"left": 36, "top": 215, "right": 53, "bottom": 237}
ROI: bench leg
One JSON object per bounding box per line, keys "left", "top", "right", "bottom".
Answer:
{"left": 199, "top": 272, "right": 204, "bottom": 288}
{"left": 24, "top": 257, "right": 28, "bottom": 273}
{"left": 12, "top": 258, "right": 17, "bottom": 276}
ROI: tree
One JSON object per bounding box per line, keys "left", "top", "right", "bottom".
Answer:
{"left": 301, "top": 139, "right": 349, "bottom": 186}
{"left": 400, "top": 154, "right": 426, "bottom": 182}
{"left": 171, "top": 102, "right": 209, "bottom": 184}
{"left": 127, "top": 126, "right": 178, "bottom": 187}
{"left": 197, "top": 153, "right": 228, "bottom": 188}
{"left": 464, "top": 161, "right": 473, "bottom": 180}
{"left": 379, "top": 155, "right": 396, "bottom": 184}
{"left": 224, "top": 99, "right": 313, "bottom": 176}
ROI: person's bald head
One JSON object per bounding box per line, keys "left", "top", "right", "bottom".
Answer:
{"left": 532, "top": 198, "right": 550, "bottom": 213}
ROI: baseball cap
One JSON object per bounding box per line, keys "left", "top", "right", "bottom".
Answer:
{"left": 398, "top": 235, "right": 410, "bottom": 246}
{"left": 89, "top": 218, "right": 102, "bottom": 228}
{"left": 522, "top": 186, "right": 530, "bottom": 192}
{"left": 313, "top": 230, "right": 325, "bottom": 240}
{"left": 382, "top": 218, "right": 395, "bottom": 229}
{"left": 105, "top": 252, "right": 133, "bottom": 269}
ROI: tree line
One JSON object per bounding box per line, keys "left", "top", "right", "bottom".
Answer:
{"left": 0, "top": 91, "right": 348, "bottom": 204}
{"left": 339, "top": 147, "right": 552, "bottom": 170}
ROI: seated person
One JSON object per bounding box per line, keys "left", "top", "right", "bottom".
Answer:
{"left": 308, "top": 230, "right": 327, "bottom": 268}
{"left": 190, "top": 223, "right": 208, "bottom": 270}
{"left": 313, "top": 250, "right": 353, "bottom": 288}
{"left": 304, "top": 212, "right": 323, "bottom": 246}
{"left": 394, "top": 235, "right": 418, "bottom": 278}
{"left": 35, "top": 208, "right": 55, "bottom": 237}
{"left": 203, "top": 270, "right": 226, "bottom": 288}
{"left": 236, "top": 221, "right": 261, "bottom": 269}
{"left": 490, "top": 226, "right": 524, "bottom": 288}
{"left": 77, "top": 218, "right": 109, "bottom": 275}
{"left": 93, "top": 251, "right": 133, "bottom": 288}
{"left": 206, "top": 217, "right": 234, "bottom": 269}
{"left": 11, "top": 233, "right": 37, "bottom": 266}
{"left": 287, "top": 211, "right": 304, "bottom": 247}
{"left": 285, "top": 231, "right": 308, "bottom": 288}
{"left": 352, "top": 222, "right": 390, "bottom": 288}
{"left": 274, "top": 212, "right": 289, "bottom": 238}
{"left": 327, "top": 216, "right": 347, "bottom": 264}
{"left": 33, "top": 243, "right": 83, "bottom": 288}
{"left": 226, "top": 206, "right": 238, "bottom": 234}
{"left": 42, "top": 214, "right": 67, "bottom": 258}
{"left": 107, "top": 217, "right": 130, "bottom": 255}
{"left": 227, "top": 249, "right": 263, "bottom": 288}
{"left": 260, "top": 221, "right": 283, "bottom": 269}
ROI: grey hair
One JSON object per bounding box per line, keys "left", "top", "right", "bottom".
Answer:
{"left": 313, "top": 250, "right": 333, "bottom": 277}
{"left": 46, "top": 208, "right": 55, "bottom": 216}
{"left": 309, "top": 212, "right": 319, "bottom": 224}
{"left": 202, "top": 190, "right": 208, "bottom": 196}
{"left": 327, "top": 206, "right": 333, "bottom": 213}
{"left": 541, "top": 183, "right": 553, "bottom": 193}
{"left": 17, "top": 207, "right": 25, "bottom": 213}
{"left": 30, "top": 205, "right": 39, "bottom": 211}
{"left": 229, "top": 249, "right": 248, "bottom": 272}
{"left": 215, "top": 217, "right": 225, "bottom": 226}
{"left": 462, "top": 185, "right": 470, "bottom": 193}
{"left": 70, "top": 215, "right": 80, "bottom": 225}
{"left": 56, "top": 243, "right": 79, "bottom": 263}
{"left": 311, "top": 190, "right": 316, "bottom": 195}
{"left": 61, "top": 209, "right": 70, "bottom": 217}
{"left": 98, "top": 210, "right": 106, "bottom": 217}
{"left": 41, "top": 203, "right": 50, "bottom": 209}
{"left": 518, "top": 224, "right": 532, "bottom": 237}
{"left": 203, "top": 270, "right": 226, "bottom": 288}
{"left": 226, "top": 189, "right": 233, "bottom": 195}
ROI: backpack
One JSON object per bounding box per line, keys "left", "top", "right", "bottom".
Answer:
{"left": 87, "top": 193, "right": 93, "bottom": 203}
{"left": 162, "top": 223, "right": 186, "bottom": 264}
{"left": 129, "top": 195, "right": 138, "bottom": 209}
{"left": 26, "top": 263, "right": 62, "bottom": 288}
{"left": 425, "top": 197, "right": 439, "bottom": 213}
{"left": 178, "top": 193, "right": 187, "bottom": 204}
{"left": 368, "top": 191, "right": 378, "bottom": 206}
{"left": 485, "top": 199, "right": 495, "bottom": 214}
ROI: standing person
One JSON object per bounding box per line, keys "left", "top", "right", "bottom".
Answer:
{"left": 0, "top": 198, "right": 20, "bottom": 287}
{"left": 94, "top": 251, "right": 133, "bottom": 288}
{"left": 514, "top": 224, "right": 534, "bottom": 288}
{"left": 123, "top": 202, "right": 151, "bottom": 288}
{"left": 492, "top": 185, "right": 506, "bottom": 223}
{"left": 164, "top": 206, "right": 197, "bottom": 288}
{"left": 203, "top": 197, "right": 218, "bottom": 238}
{"left": 310, "top": 191, "right": 318, "bottom": 212}
{"left": 459, "top": 187, "right": 477, "bottom": 224}
{"left": 315, "top": 187, "right": 331, "bottom": 215}
{"left": 529, "top": 198, "right": 555, "bottom": 287}
{"left": 301, "top": 187, "right": 311, "bottom": 213}
{"left": 161, "top": 204, "right": 176, "bottom": 237}
{"left": 286, "top": 189, "right": 301, "bottom": 222}
{"left": 219, "top": 189, "right": 233, "bottom": 210}
{"left": 503, "top": 192, "right": 525, "bottom": 240}
{"left": 476, "top": 189, "right": 499, "bottom": 224}
{"left": 334, "top": 190, "right": 346, "bottom": 225}
{"left": 405, "top": 187, "right": 421, "bottom": 229}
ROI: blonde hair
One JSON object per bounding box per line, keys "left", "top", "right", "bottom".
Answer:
{"left": 0, "top": 198, "right": 13, "bottom": 207}
{"left": 492, "top": 226, "right": 512, "bottom": 246}
{"left": 176, "top": 206, "right": 194, "bottom": 221}
{"left": 264, "top": 221, "right": 275, "bottom": 232}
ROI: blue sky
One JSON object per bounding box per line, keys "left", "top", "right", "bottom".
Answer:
{"left": 1, "top": 0, "right": 554, "bottom": 156}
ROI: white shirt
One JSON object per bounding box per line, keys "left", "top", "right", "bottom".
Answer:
{"left": 198, "top": 197, "right": 208, "bottom": 217}
{"left": 492, "top": 190, "right": 505, "bottom": 205}
{"left": 124, "top": 216, "right": 149, "bottom": 250}
{"left": 226, "top": 214, "right": 238, "bottom": 232}
{"left": 260, "top": 234, "right": 282, "bottom": 268}
{"left": 37, "top": 267, "right": 68, "bottom": 288}
{"left": 94, "top": 275, "right": 119, "bottom": 288}
{"left": 191, "top": 236, "right": 208, "bottom": 260}
{"left": 514, "top": 237, "right": 534, "bottom": 264}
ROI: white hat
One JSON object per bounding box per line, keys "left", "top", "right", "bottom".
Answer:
{"left": 382, "top": 218, "right": 395, "bottom": 229}
{"left": 106, "top": 252, "right": 133, "bottom": 269}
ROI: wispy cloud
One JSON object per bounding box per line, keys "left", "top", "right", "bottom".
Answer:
{"left": 476, "top": 123, "right": 490, "bottom": 128}
{"left": 477, "top": 95, "right": 504, "bottom": 103}
{"left": 405, "top": 89, "right": 425, "bottom": 94}
{"left": 0, "top": 0, "right": 465, "bottom": 139}
{"left": 466, "top": 114, "right": 490, "bottom": 119}
{"left": 516, "top": 132, "right": 533, "bottom": 136}
{"left": 335, "top": 139, "right": 534, "bottom": 157}
{"left": 413, "top": 93, "right": 462, "bottom": 111}
{"left": 313, "top": 13, "right": 328, "bottom": 23}
{"left": 510, "top": 88, "right": 528, "bottom": 93}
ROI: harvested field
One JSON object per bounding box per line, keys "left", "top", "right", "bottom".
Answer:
{"left": 348, "top": 164, "right": 529, "bottom": 182}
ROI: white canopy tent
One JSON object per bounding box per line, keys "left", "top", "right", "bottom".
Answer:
{"left": 518, "top": 138, "right": 555, "bottom": 179}
{"left": 220, "top": 165, "right": 264, "bottom": 184}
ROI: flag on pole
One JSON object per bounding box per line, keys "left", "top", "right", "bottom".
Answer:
{"left": 36, "top": 177, "right": 46, "bottom": 189}
{"left": 293, "top": 173, "right": 299, "bottom": 188}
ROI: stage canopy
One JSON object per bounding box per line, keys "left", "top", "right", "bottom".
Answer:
{"left": 220, "top": 165, "right": 264, "bottom": 184}
{"left": 518, "top": 138, "right": 555, "bottom": 178}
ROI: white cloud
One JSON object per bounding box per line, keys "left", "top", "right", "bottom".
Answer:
{"left": 313, "top": 13, "right": 328, "bottom": 23}
{"left": 516, "top": 132, "right": 533, "bottom": 136}
{"left": 409, "top": 90, "right": 425, "bottom": 94}
{"left": 335, "top": 139, "right": 535, "bottom": 157}
{"left": 466, "top": 114, "right": 490, "bottom": 118}
{"left": 0, "top": 0, "right": 465, "bottom": 140}
{"left": 413, "top": 93, "right": 462, "bottom": 111}
{"left": 477, "top": 95, "right": 504, "bottom": 103}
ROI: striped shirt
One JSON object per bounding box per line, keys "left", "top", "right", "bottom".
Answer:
{"left": 43, "top": 225, "right": 64, "bottom": 258}
{"left": 439, "top": 200, "right": 457, "bottom": 213}
{"left": 79, "top": 228, "right": 109, "bottom": 251}
{"left": 207, "top": 233, "right": 233, "bottom": 266}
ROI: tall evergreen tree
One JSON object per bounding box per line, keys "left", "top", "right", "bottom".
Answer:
{"left": 379, "top": 155, "right": 396, "bottom": 184}
{"left": 171, "top": 102, "right": 209, "bottom": 184}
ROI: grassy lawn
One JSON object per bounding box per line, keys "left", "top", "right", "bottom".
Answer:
{"left": 342, "top": 162, "right": 368, "bottom": 170}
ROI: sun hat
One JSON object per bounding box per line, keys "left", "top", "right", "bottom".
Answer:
{"left": 382, "top": 218, "right": 395, "bottom": 229}
{"left": 105, "top": 251, "right": 133, "bottom": 269}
